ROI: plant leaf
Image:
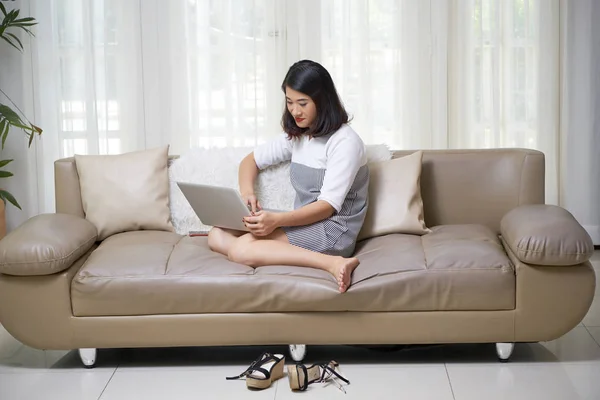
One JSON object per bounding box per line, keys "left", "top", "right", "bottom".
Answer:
{"left": 17, "top": 27, "right": 35, "bottom": 37}
{"left": 0, "top": 104, "right": 26, "bottom": 125}
{"left": 1, "top": 120, "right": 9, "bottom": 150}
{"left": 0, "top": 171, "right": 14, "bottom": 178}
{"left": 13, "top": 22, "right": 37, "bottom": 29}
{"left": 0, "top": 3, "right": 7, "bottom": 17}
{"left": 0, "top": 159, "right": 12, "bottom": 168}
{"left": 0, "top": 190, "right": 21, "bottom": 210}
{"left": 5, "top": 32, "right": 22, "bottom": 50}
{"left": 13, "top": 17, "right": 35, "bottom": 23}
{"left": 0, "top": 119, "right": 5, "bottom": 149}
{"left": 6, "top": 9, "right": 18, "bottom": 24}
{"left": 11, "top": 122, "right": 32, "bottom": 131}
{"left": 0, "top": 34, "right": 21, "bottom": 51}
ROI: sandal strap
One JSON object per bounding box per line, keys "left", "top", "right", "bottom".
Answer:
{"left": 309, "top": 361, "right": 350, "bottom": 385}
{"left": 321, "top": 363, "right": 350, "bottom": 384}
{"left": 297, "top": 364, "right": 309, "bottom": 391}
{"left": 225, "top": 352, "right": 279, "bottom": 381}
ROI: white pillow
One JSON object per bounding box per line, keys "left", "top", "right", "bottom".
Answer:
{"left": 168, "top": 144, "right": 392, "bottom": 235}
{"left": 357, "top": 151, "right": 430, "bottom": 240}
{"left": 75, "top": 146, "right": 174, "bottom": 240}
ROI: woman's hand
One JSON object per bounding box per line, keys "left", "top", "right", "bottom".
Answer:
{"left": 243, "top": 211, "right": 280, "bottom": 237}
{"left": 242, "top": 193, "right": 262, "bottom": 214}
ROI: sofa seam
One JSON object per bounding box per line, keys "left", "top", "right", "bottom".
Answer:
{"left": 515, "top": 246, "right": 591, "bottom": 256}
{"left": 421, "top": 235, "right": 428, "bottom": 270}
{"left": 0, "top": 234, "right": 97, "bottom": 267}
{"left": 163, "top": 235, "right": 185, "bottom": 276}
{"left": 517, "top": 153, "right": 527, "bottom": 205}
{"left": 74, "top": 267, "right": 514, "bottom": 280}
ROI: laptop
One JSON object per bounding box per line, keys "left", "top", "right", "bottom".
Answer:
{"left": 176, "top": 182, "right": 283, "bottom": 232}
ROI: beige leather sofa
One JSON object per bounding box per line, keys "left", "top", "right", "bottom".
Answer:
{"left": 0, "top": 149, "right": 596, "bottom": 368}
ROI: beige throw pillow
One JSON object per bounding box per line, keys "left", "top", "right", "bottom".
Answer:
{"left": 75, "top": 146, "right": 174, "bottom": 240}
{"left": 358, "top": 150, "right": 430, "bottom": 240}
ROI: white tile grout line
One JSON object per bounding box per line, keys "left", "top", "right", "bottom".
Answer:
{"left": 444, "top": 364, "right": 457, "bottom": 400}
{"left": 584, "top": 325, "right": 600, "bottom": 348}
{"left": 97, "top": 360, "right": 119, "bottom": 400}
{"left": 273, "top": 377, "right": 279, "bottom": 400}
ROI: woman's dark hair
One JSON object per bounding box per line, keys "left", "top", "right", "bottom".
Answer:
{"left": 281, "top": 60, "right": 350, "bottom": 138}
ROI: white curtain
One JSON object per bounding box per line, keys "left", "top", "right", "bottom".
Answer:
{"left": 560, "top": 0, "right": 600, "bottom": 244}
{"left": 6, "top": 0, "right": 595, "bottom": 242}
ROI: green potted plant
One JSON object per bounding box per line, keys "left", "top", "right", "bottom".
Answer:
{"left": 0, "top": 4, "right": 42, "bottom": 238}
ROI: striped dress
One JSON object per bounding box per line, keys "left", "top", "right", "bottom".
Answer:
{"left": 253, "top": 124, "right": 369, "bottom": 257}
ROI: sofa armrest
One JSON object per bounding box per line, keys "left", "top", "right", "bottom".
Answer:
{"left": 501, "top": 205, "right": 594, "bottom": 266}
{"left": 0, "top": 213, "right": 97, "bottom": 276}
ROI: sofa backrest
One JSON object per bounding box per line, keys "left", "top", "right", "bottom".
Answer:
{"left": 55, "top": 148, "right": 544, "bottom": 234}
{"left": 53, "top": 156, "right": 179, "bottom": 220}
{"left": 392, "top": 149, "right": 544, "bottom": 233}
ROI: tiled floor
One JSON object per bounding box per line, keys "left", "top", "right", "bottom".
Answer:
{"left": 1, "top": 251, "right": 599, "bottom": 400}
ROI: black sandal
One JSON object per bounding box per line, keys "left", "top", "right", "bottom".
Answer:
{"left": 226, "top": 352, "right": 285, "bottom": 390}
{"left": 287, "top": 360, "right": 350, "bottom": 392}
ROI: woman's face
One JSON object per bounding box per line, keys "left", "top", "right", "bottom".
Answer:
{"left": 285, "top": 86, "right": 317, "bottom": 129}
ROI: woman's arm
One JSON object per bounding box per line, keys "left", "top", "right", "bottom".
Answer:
{"left": 241, "top": 134, "right": 294, "bottom": 212}
{"left": 239, "top": 152, "right": 261, "bottom": 211}
{"left": 277, "top": 200, "right": 335, "bottom": 227}
{"left": 244, "top": 200, "right": 335, "bottom": 236}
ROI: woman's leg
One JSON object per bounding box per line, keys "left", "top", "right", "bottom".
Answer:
{"left": 207, "top": 227, "right": 246, "bottom": 256}
{"left": 227, "top": 228, "right": 359, "bottom": 293}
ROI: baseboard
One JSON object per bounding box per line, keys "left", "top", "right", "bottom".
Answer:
{"left": 583, "top": 225, "right": 600, "bottom": 246}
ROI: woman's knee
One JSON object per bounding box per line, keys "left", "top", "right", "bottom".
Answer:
{"left": 227, "top": 234, "right": 256, "bottom": 265}
{"left": 207, "top": 227, "right": 224, "bottom": 252}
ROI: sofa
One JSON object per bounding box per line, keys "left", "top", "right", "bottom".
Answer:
{"left": 0, "top": 148, "right": 595, "bottom": 368}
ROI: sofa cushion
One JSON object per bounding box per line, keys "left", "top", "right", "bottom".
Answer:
{"left": 501, "top": 204, "right": 594, "bottom": 266}
{"left": 70, "top": 225, "right": 515, "bottom": 317}
{"left": 74, "top": 146, "right": 174, "bottom": 240}
{"left": 358, "top": 150, "right": 430, "bottom": 240}
{"left": 0, "top": 214, "right": 97, "bottom": 276}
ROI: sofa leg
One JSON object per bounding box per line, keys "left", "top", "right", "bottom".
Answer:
{"left": 79, "top": 348, "right": 97, "bottom": 368}
{"left": 288, "top": 344, "right": 306, "bottom": 362}
{"left": 495, "top": 342, "right": 514, "bottom": 362}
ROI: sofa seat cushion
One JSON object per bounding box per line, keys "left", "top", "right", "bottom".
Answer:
{"left": 71, "top": 226, "right": 515, "bottom": 317}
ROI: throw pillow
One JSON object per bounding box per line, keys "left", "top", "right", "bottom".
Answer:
{"left": 75, "top": 146, "right": 174, "bottom": 240}
{"left": 357, "top": 150, "right": 430, "bottom": 241}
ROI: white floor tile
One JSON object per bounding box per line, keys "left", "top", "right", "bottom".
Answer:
{"left": 583, "top": 293, "right": 600, "bottom": 327}
{"left": 447, "top": 362, "right": 600, "bottom": 400}
{"left": 0, "top": 345, "right": 118, "bottom": 374}
{"left": 275, "top": 365, "right": 454, "bottom": 400}
{"left": 1, "top": 324, "right": 119, "bottom": 373}
{"left": 0, "top": 344, "right": 51, "bottom": 374}
{"left": 0, "top": 324, "right": 22, "bottom": 359}
{"left": 443, "top": 327, "right": 600, "bottom": 364}
{"left": 0, "top": 370, "right": 114, "bottom": 400}
{"left": 99, "top": 366, "right": 276, "bottom": 400}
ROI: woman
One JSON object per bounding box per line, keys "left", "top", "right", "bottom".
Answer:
{"left": 208, "top": 60, "right": 369, "bottom": 293}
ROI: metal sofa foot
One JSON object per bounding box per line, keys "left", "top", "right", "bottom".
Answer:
{"left": 288, "top": 344, "right": 306, "bottom": 362}
{"left": 496, "top": 342, "right": 514, "bottom": 362}
{"left": 79, "top": 348, "right": 97, "bottom": 368}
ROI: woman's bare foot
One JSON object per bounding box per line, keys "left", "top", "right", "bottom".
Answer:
{"left": 331, "top": 257, "right": 360, "bottom": 293}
